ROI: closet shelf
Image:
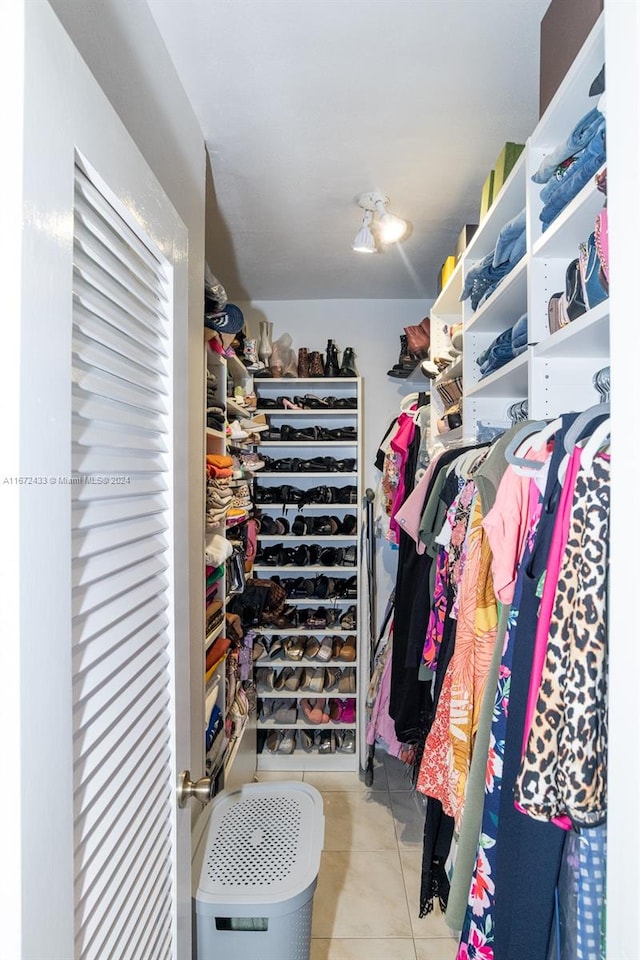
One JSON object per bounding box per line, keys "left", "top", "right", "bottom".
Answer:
{"left": 253, "top": 565, "right": 356, "bottom": 574}
{"left": 257, "top": 535, "right": 358, "bottom": 543}
{"left": 465, "top": 255, "right": 529, "bottom": 335}
{"left": 257, "top": 376, "right": 358, "bottom": 385}
{"left": 255, "top": 656, "right": 357, "bottom": 669}
{"left": 533, "top": 301, "right": 609, "bottom": 359}
{"left": 432, "top": 258, "right": 464, "bottom": 316}
{"left": 252, "top": 627, "right": 357, "bottom": 637}
{"left": 466, "top": 353, "right": 529, "bottom": 399}
{"left": 435, "top": 356, "right": 463, "bottom": 384}
{"left": 205, "top": 652, "right": 228, "bottom": 687}
{"left": 465, "top": 149, "right": 527, "bottom": 261}
{"left": 256, "top": 502, "right": 358, "bottom": 511}
{"left": 258, "top": 471, "right": 357, "bottom": 479}
{"left": 257, "top": 440, "right": 357, "bottom": 447}
{"left": 255, "top": 408, "right": 357, "bottom": 416}
{"left": 257, "top": 719, "right": 357, "bottom": 730}
{"left": 531, "top": 164, "right": 606, "bottom": 258}
{"left": 205, "top": 620, "right": 225, "bottom": 651}
{"left": 257, "top": 690, "right": 356, "bottom": 700}
{"left": 257, "top": 752, "right": 357, "bottom": 772}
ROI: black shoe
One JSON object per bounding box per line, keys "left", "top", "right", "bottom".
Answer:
{"left": 339, "top": 347, "right": 358, "bottom": 377}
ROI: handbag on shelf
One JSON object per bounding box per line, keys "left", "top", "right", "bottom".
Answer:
{"left": 594, "top": 207, "right": 609, "bottom": 290}
{"left": 548, "top": 291, "right": 571, "bottom": 335}
{"left": 565, "top": 258, "right": 587, "bottom": 322}
{"left": 578, "top": 230, "right": 608, "bottom": 310}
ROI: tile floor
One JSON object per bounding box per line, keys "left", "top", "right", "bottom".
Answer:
{"left": 255, "top": 749, "right": 459, "bottom": 960}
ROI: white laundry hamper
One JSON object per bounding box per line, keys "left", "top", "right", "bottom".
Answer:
{"left": 193, "top": 781, "right": 325, "bottom": 960}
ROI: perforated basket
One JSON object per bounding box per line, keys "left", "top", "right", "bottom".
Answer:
{"left": 193, "top": 781, "right": 325, "bottom": 960}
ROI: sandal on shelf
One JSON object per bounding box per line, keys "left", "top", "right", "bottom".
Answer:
{"left": 303, "top": 635, "right": 321, "bottom": 659}
{"left": 283, "top": 636, "right": 306, "bottom": 660}
{"left": 338, "top": 634, "right": 357, "bottom": 662}
{"left": 305, "top": 606, "right": 328, "bottom": 628}
{"left": 278, "top": 730, "right": 296, "bottom": 754}
{"left": 305, "top": 668, "right": 326, "bottom": 693}
{"left": 339, "top": 698, "right": 357, "bottom": 723}
{"left": 337, "top": 729, "right": 356, "bottom": 752}
{"left": 315, "top": 635, "right": 335, "bottom": 662}
{"left": 302, "top": 395, "right": 331, "bottom": 409}
{"left": 298, "top": 729, "right": 315, "bottom": 752}
{"left": 342, "top": 545, "right": 357, "bottom": 565}
{"left": 255, "top": 667, "right": 274, "bottom": 692}
{"left": 324, "top": 666, "right": 341, "bottom": 692}
{"left": 318, "top": 730, "right": 335, "bottom": 753}
{"left": 252, "top": 634, "right": 269, "bottom": 660}
{"left": 300, "top": 697, "right": 329, "bottom": 724}
{"left": 274, "top": 699, "right": 297, "bottom": 724}
{"left": 332, "top": 636, "right": 345, "bottom": 658}
{"left": 338, "top": 667, "right": 356, "bottom": 693}
{"left": 340, "top": 605, "right": 357, "bottom": 630}
{"left": 283, "top": 666, "right": 305, "bottom": 691}
{"left": 265, "top": 730, "right": 282, "bottom": 753}
{"left": 268, "top": 637, "right": 284, "bottom": 659}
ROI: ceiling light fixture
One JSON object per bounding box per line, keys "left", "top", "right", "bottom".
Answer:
{"left": 352, "top": 192, "right": 408, "bottom": 252}
{"left": 352, "top": 210, "right": 376, "bottom": 253}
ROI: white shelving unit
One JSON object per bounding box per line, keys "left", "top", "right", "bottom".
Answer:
{"left": 247, "top": 376, "right": 364, "bottom": 771}
{"left": 203, "top": 332, "right": 256, "bottom": 791}
{"left": 430, "top": 14, "right": 607, "bottom": 441}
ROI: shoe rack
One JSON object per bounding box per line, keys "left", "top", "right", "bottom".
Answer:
{"left": 204, "top": 330, "right": 257, "bottom": 792}
{"left": 250, "top": 376, "right": 364, "bottom": 770}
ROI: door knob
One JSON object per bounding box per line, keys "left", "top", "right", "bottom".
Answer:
{"left": 177, "top": 770, "right": 214, "bottom": 807}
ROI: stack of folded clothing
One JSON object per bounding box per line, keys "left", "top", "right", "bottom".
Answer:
{"left": 533, "top": 102, "right": 606, "bottom": 230}
{"left": 476, "top": 313, "right": 528, "bottom": 379}
{"left": 460, "top": 208, "right": 526, "bottom": 311}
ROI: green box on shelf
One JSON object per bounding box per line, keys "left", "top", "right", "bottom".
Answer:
{"left": 493, "top": 141, "right": 525, "bottom": 196}
{"left": 479, "top": 169, "right": 495, "bottom": 222}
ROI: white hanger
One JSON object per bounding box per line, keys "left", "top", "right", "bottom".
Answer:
{"left": 563, "top": 402, "right": 611, "bottom": 453}
{"left": 580, "top": 417, "right": 610, "bottom": 470}
{"left": 400, "top": 392, "right": 420, "bottom": 413}
{"left": 527, "top": 416, "right": 563, "bottom": 451}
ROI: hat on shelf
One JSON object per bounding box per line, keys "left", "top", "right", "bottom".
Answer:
{"left": 204, "top": 302, "right": 245, "bottom": 334}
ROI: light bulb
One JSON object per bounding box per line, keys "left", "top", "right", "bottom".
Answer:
{"left": 378, "top": 212, "right": 407, "bottom": 243}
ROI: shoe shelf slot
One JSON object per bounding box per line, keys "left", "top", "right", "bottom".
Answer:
{"left": 258, "top": 690, "right": 356, "bottom": 700}
{"left": 255, "top": 409, "right": 357, "bottom": 416}
{"left": 257, "top": 377, "right": 359, "bottom": 386}
{"left": 253, "top": 565, "right": 356, "bottom": 574}
{"left": 258, "top": 472, "right": 358, "bottom": 479}
{"left": 271, "top": 598, "right": 356, "bottom": 605}
{"left": 256, "top": 503, "right": 357, "bottom": 511}
{"left": 254, "top": 656, "right": 357, "bottom": 668}
{"left": 257, "top": 535, "right": 358, "bottom": 542}
{"left": 434, "top": 356, "right": 463, "bottom": 385}
{"left": 258, "top": 440, "right": 357, "bottom": 447}
{"left": 257, "top": 719, "right": 357, "bottom": 730}
{"left": 252, "top": 627, "right": 357, "bottom": 636}
{"left": 206, "top": 427, "right": 225, "bottom": 439}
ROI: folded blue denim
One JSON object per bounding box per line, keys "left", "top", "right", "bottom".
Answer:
{"left": 511, "top": 312, "right": 528, "bottom": 342}
{"left": 493, "top": 209, "right": 527, "bottom": 267}
{"left": 479, "top": 353, "right": 514, "bottom": 378}
{"left": 532, "top": 106, "right": 604, "bottom": 183}
{"left": 539, "top": 114, "right": 605, "bottom": 210}
{"left": 540, "top": 126, "right": 606, "bottom": 229}
{"left": 477, "top": 327, "right": 514, "bottom": 367}
{"left": 511, "top": 335, "right": 528, "bottom": 351}
{"left": 512, "top": 342, "right": 528, "bottom": 357}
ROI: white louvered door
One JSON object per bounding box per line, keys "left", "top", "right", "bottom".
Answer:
{"left": 71, "top": 164, "right": 177, "bottom": 960}
{"left": 18, "top": 5, "right": 192, "bottom": 959}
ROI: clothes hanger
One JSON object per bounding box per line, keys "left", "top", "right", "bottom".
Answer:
{"left": 562, "top": 402, "right": 611, "bottom": 453}
{"left": 527, "top": 416, "right": 563, "bottom": 451}
{"left": 400, "top": 392, "right": 419, "bottom": 413}
{"left": 503, "top": 420, "right": 549, "bottom": 469}
{"left": 580, "top": 417, "right": 610, "bottom": 470}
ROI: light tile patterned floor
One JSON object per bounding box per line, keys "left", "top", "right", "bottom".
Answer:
{"left": 255, "top": 751, "right": 459, "bottom": 960}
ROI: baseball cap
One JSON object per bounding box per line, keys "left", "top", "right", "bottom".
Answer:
{"left": 204, "top": 302, "right": 245, "bottom": 334}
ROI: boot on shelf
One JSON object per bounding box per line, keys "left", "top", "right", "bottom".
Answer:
{"left": 242, "top": 338, "right": 271, "bottom": 377}
{"left": 387, "top": 335, "right": 417, "bottom": 379}
{"left": 298, "top": 347, "right": 310, "bottom": 378}
{"left": 324, "top": 339, "right": 340, "bottom": 377}
{"left": 309, "top": 351, "right": 325, "bottom": 377}
{"left": 339, "top": 347, "right": 357, "bottom": 377}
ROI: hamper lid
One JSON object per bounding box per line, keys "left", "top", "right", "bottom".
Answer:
{"left": 193, "top": 781, "right": 325, "bottom": 907}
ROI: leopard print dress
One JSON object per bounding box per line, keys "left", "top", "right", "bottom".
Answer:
{"left": 513, "top": 454, "right": 609, "bottom": 826}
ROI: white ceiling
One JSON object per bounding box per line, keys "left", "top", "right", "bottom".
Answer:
{"left": 147, "top": 0, "right": 550, "bottom": 302}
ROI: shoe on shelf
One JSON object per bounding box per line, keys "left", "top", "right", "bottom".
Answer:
{"left": 339, "top": 347, "right": 358, "bottom": 377}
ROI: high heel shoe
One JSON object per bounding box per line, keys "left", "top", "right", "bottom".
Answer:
{"left": 300, "top": 697, "right": 329, "bottom": 724}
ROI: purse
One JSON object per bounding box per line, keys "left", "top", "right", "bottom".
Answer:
{"left": 548, "top": 291, "right": 571, "bottom": 335}
{"left": 565, "top": 258, "right": 587, "bottom": 322}
{"left": 578, "top": 230, "right": 608, "bottom": 310}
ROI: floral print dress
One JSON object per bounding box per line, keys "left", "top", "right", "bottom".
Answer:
{"left": 456, "top": 497, "right": 542, "bottom": 960}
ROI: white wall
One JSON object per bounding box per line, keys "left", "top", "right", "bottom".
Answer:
{"left": 47, "top": 0, "right": 207, "bottom": 778}
{"left": 239, "top": 297, "right": 433, "bottom": 634}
